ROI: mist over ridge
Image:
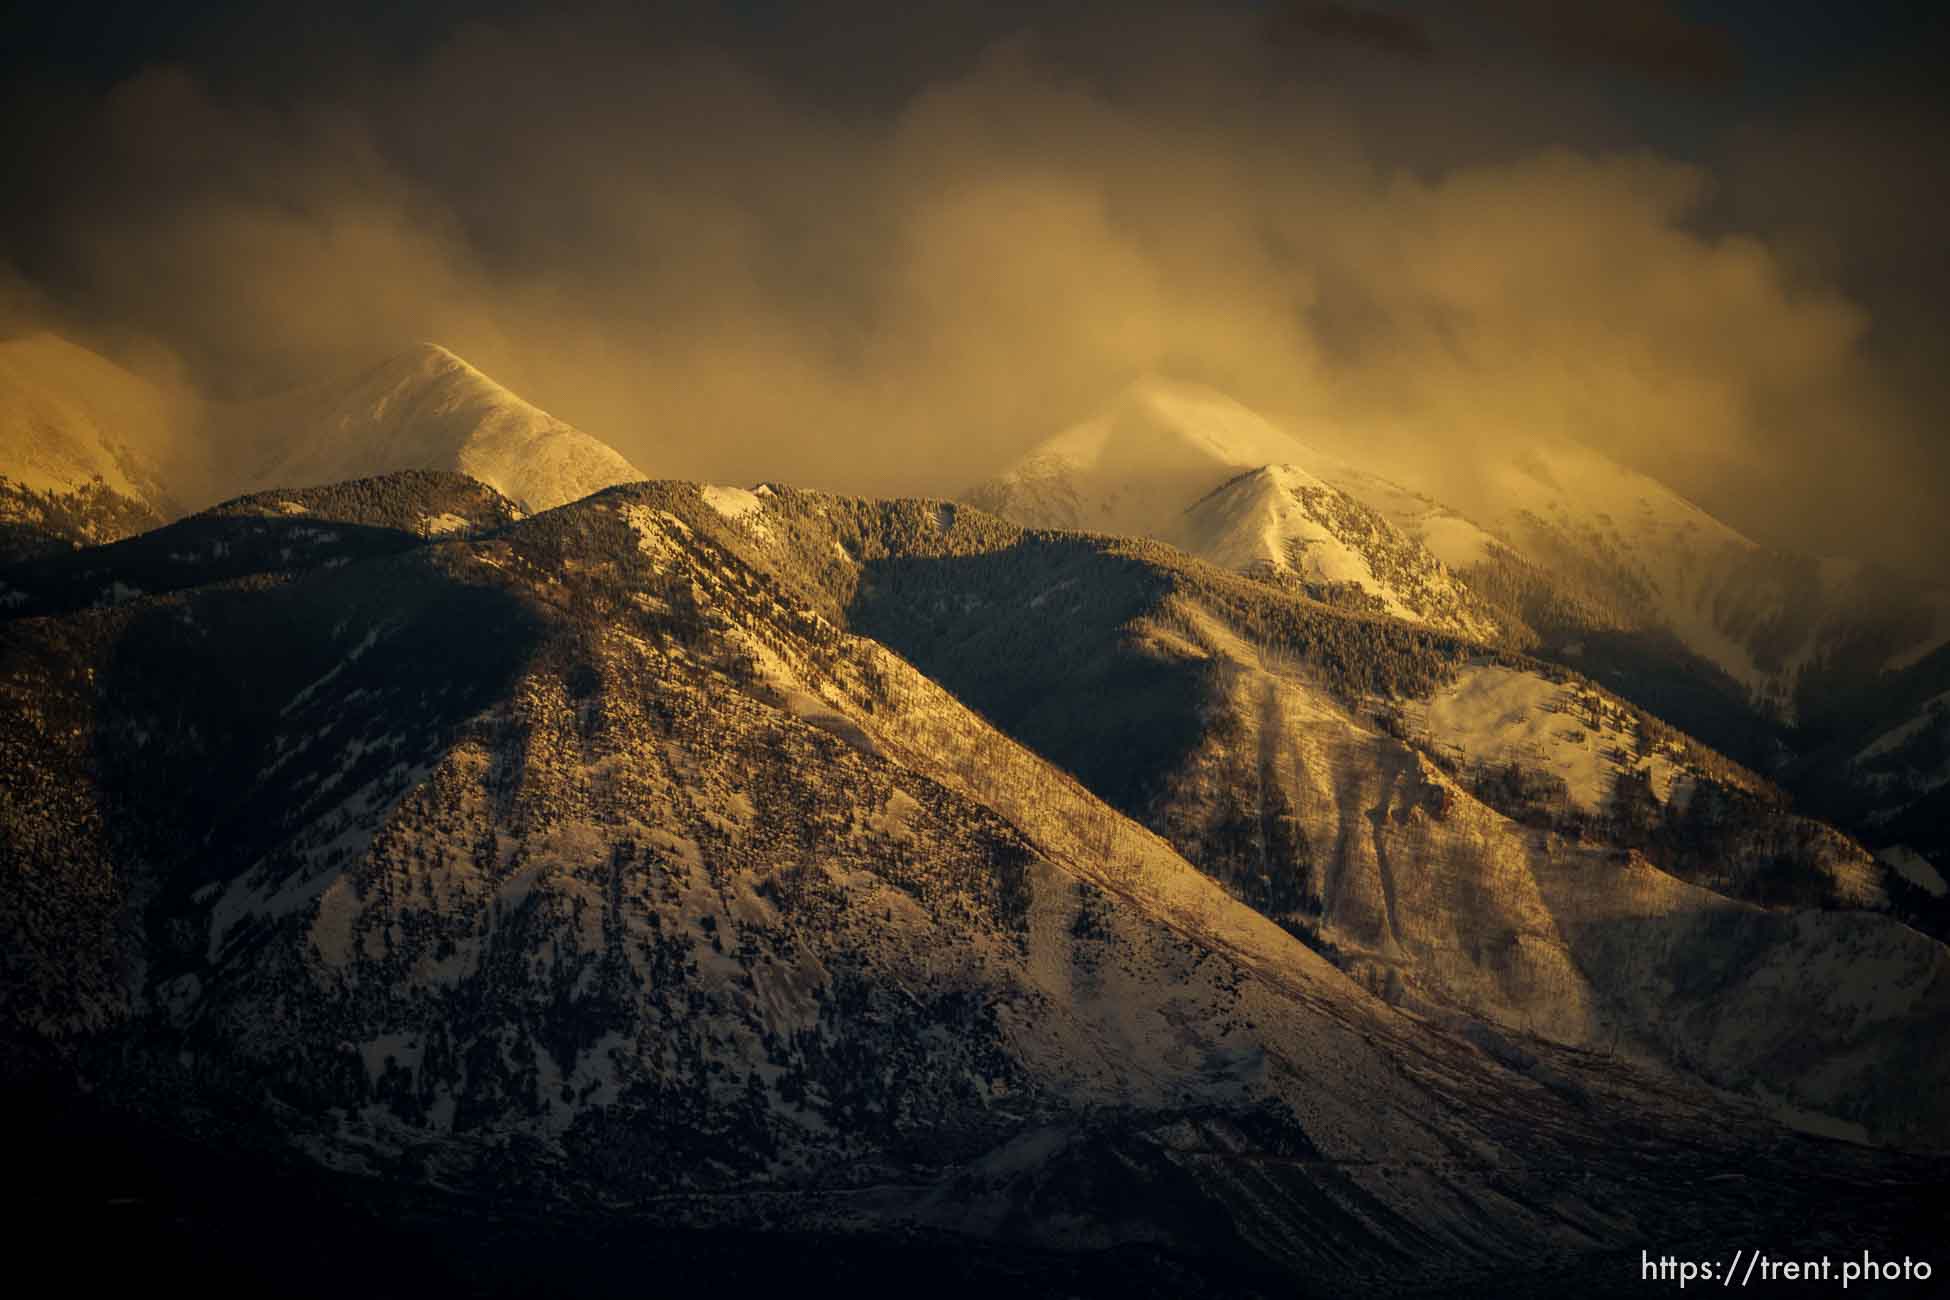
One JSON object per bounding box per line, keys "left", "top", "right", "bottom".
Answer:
{"left": 3, "top": 2, "right": 1946, "bottom": 581}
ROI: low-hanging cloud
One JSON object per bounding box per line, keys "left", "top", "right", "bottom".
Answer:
{"left": 0, "top": 3, "right": 1941, "bottom": 576}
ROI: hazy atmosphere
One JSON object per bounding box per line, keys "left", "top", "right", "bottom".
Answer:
{"left": 3, "top": 0, "right": 1946, "bottom": 575}
{"left": 10, "top": 9, "right": 1950, "bottom": 1294}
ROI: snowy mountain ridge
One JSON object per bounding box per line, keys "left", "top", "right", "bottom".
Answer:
{"left": 1178, "top": 464, "right": 1506, "bottom": 641}
{"left": 967, "top": 380, "right": 1510, "bottom": 642}
{"left": 7, "top": 469, "right": 1950, "bottom": 1290}
{"left": 971, "top": 377, "right": 1950, "bottom": 721}
{"left": 222, "top": 343, "right": 645, "bottom": 514}
{"left": 0, "top": 333, "right": 187, "bottom": 557}
{"left": 0, "top": 333, "right": 650, "bottom": 558}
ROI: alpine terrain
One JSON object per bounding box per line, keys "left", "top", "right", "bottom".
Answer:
{"left": 0, "top": 333, "right": 190, "bottom": 562}
{"left": 0, "top": 335, "right": 648, "bottom": 559}
{"left": 3, "top": 351, "right": 1946, "bottom": 1296}
{"left": 971, "top": 378, "right": 1950, "bottom": 925}
{"left": 213, "top": 343, "right": 649, "bottom": 514}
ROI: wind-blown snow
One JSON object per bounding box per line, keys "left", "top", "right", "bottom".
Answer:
{"left": 976, "top": 378, "right": 1950, "bottom": 716}
{"left": 969, "top": 378, "right": 1320, "bottom": 542}
{"left": 974, "top": 380, "right": 1500, "bottom": 640}
{"left": 218, "top": 344, "right": 643, "bottom": 514}
{"left": 1038, "top": 378, "right": 1315, "bottom": 476}
{"left": 0, "top": 332, "right": 182, "bottom": 512}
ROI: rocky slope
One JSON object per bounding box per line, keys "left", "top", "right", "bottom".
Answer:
{"left": 6, "top": 474, "right": 1945, "bottom": 1293}
{"left": 768, "top": 487, "right": 1946, "bottom": 1149}
{"left": 971, "top": 378, "right": 1950, "bottom": 922}
{"left": 0, "top": 469, "right": 523, "bottom": 621}
{"left": 1780, "top": 646, "right": 1950, "bottom": 942}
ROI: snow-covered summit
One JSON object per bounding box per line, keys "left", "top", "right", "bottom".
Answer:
{"left": 969, "top": 379, "right": 1506, "bottom": 640}
{"left": 0, "top": 332, "right": 179, "bottom": 504}
{"left": 967, "top": 379, "right": 1285, "bottom": 535}
{"left": 225, "top": 343, "right": 645, "bottom": 514}
{"left": 973, "top": 377, "right": 1950, "bottom": 710}
{"left": 968, "top": 378, "right": 1319, "bottom": 541}
{"left": 0, "top": 329, "right": 188, "bottom": 501}
{"left": 0, "top": 332, "right": 194, "bottom": 555}
{"left": 1179, "top": 464, "right": 1505, "bottom": 640}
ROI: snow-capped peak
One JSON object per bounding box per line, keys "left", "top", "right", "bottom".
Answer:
{"left": 221, "top": 343, "right": 645, "bottom": 514}
{"left": 968, "top": 379, "right": 1504, "bottom": 639}
{"left": 1177, "top": 464, "right": 1505, "bottom": 639}
{"left": 0, "top": 332, "right": 182, "bottom": 510}
{"left": 968, "top": 378, "right": 1326, "bottom": 540}
{"left": 1034, "top": 378, "right": 1322, "bottom": 478}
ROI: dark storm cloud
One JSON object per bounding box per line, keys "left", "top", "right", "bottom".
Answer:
{"left": 1480, "top": 0, "right": 1741, "bottom": 89}
{"left": 1710, "top": 33, "right": 1950, "bottom": 566}
{"left": 1264, "top": 3, "right": 1436, "bottom": 60}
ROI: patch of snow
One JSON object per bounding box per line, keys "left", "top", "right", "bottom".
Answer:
{"left": 1878, "top": 845, "right": 1947, "bottom": 898}
{"left": 1412, "top": 512, "right": 1499, "bottom": 571}
{"left": 1858, "top": 691, "right": 1950, "bottom": 763}
{"left": 1177, "top": 464, "right": 1498, "bottom": 638}
{"left": 864, "top": 789, "right": 924, "bottom": 844}
{"left": 1885, "top": 591, "right": 1950, "bottom": 671}
{"left": 1405, "top": 665, "right": 1679, "bottom": 816}
{"left": 283, "top": 623, "right": 388, "bottom": 716}
{"left": 701, "top": 484, "right": 766, "bottom": 523}
{"left": 311, "top": 876, "right": 363, "bottom": 967}
{"left": 618, "top": 503, "right": 683, "bottom": 567}
{"left": 421, "top": 511, "right": 471, "bottom": 537}
{"left": 1768, "top": 1097, "right": 1873, "bottom": 1146}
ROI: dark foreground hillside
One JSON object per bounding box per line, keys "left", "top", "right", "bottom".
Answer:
{"left": 4, "top": 475, "right": 1947, "bottom": 1296}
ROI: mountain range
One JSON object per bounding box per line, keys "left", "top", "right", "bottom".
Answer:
{"left": 0, "top": 336, "right": 644, "bottom": 564}
{"left": 4, "top": 338, "right": 1947, "bottom": 1294}
{"left": 968, "top": 376, "right": 1950, "bottom": 909}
